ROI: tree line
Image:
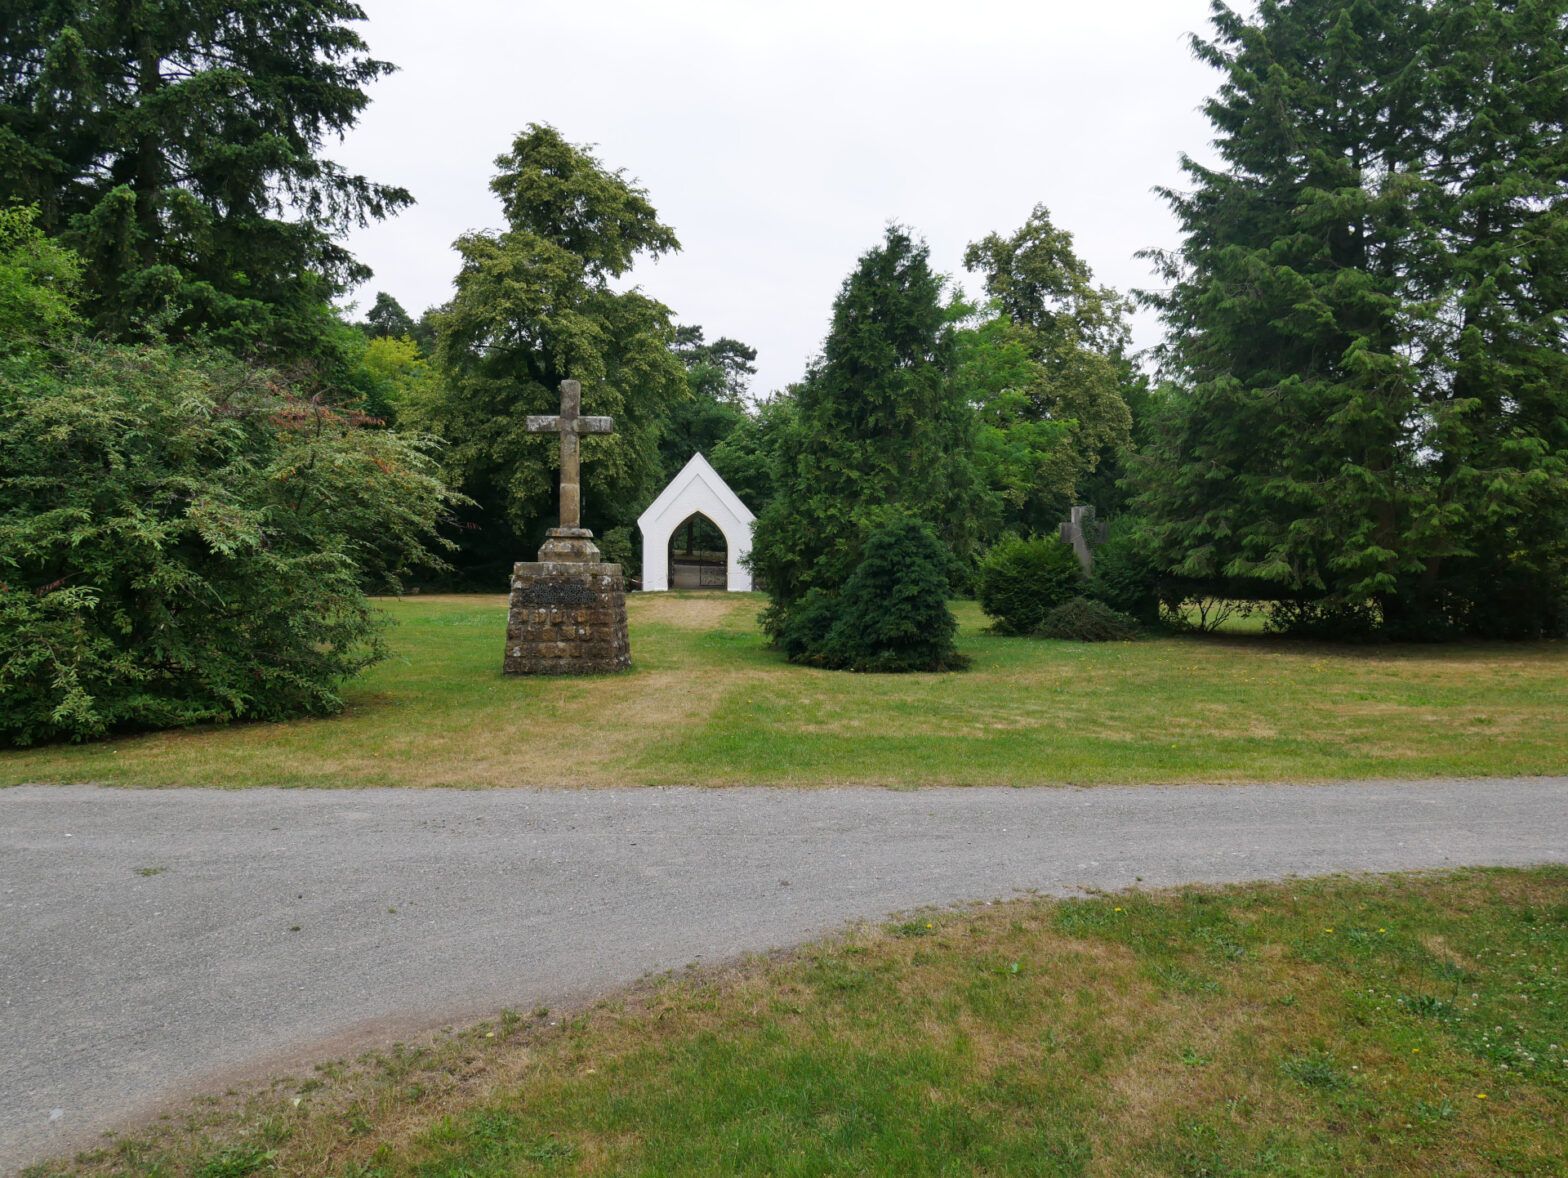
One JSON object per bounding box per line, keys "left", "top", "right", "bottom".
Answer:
{"left": 2, "top": 0, "right": 1565, "bottom": 741}
{"left": 385, "top": 121, "right": 1138, "bottom": 593}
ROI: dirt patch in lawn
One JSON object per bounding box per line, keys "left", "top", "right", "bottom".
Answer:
{"left": 628, "top": 593, "right": 751, "bottom": 630}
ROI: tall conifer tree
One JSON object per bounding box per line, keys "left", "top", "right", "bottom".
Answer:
{"left": 1410, "top": 0, "right": 1568, "bottom": 633}
{"left": 1135, "top": 0, "right": 1568, "bottom": 636}
{"left": 750, "top": 226, "right": 985, "bottom": 609}
{"left": 0, "top": 0, "right": 409, "bottom": 357}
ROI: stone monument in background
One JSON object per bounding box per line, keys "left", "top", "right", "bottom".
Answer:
{"left": 502, "top": 379, "right": 631, "bottom": 675}
{"left": 1060, "top": 505, "right": 1107, "bottom": 575}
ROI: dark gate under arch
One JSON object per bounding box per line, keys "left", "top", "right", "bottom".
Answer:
{"left": 668, "top": 512, "right": 728, "bottom": 589}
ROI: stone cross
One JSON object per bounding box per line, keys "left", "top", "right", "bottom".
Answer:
{"left": 527, "top": 380, "right": 613, "bottom": 531}
{"left": 1059, "top": 504, "right": 1107, "bottom": 574}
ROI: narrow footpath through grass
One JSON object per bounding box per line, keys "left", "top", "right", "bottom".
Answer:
{"left": 4, "top": 593, "right": 1565, "bottom": 788}
{"left": 37, "top": 867, "right": 1568, "bottom": 1178}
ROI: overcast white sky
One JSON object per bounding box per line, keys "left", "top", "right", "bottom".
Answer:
{"left": 335, "top": 0, "right": 1243, "bottom": 397}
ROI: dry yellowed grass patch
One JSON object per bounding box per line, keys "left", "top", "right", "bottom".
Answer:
{"left": 5, "top": 593, "right": 1565, "bottom": 789}
{"left": 628, "top": 593, "right": 750, "bottom": 629}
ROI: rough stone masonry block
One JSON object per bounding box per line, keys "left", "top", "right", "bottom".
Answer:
{"left": 502, "top": 561, "right": 631, "bottom": 675}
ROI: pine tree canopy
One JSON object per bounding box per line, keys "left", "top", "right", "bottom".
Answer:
{"left": 0, "top": 0, "right": 411, "bottom": 358}
{"left": 1134, "top": 0, "right": 1568, "bottom": 638}
{"left": 749, "top": 225, "right": 987, "bottom": 610}
{"left": 364, "top": 292, "right": 415, "bottom": 340}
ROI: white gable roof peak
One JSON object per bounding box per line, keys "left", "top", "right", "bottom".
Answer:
{"left": 638, "top": 452, "right": 755, "bottom": 531}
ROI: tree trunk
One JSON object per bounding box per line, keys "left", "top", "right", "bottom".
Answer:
{"left": 134, "top": 31, "right": 162, "bottom": 266}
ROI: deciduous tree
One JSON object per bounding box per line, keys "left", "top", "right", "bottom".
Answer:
{"left": 960, "top": 206, "right": 1134, "bottom": 536}
{"left": 656, "top": 324, "right": 755, "bottom": 479}
{"left": 416, "top": 124, "right": 687, "bottom": 581}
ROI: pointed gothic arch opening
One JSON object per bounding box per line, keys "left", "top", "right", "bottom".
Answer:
{"left": 668, "top": 511, "right": 728, "bottom": 589}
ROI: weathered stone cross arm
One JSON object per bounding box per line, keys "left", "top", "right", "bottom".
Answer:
{"left": 524, "top": 413, "right": 615, "bottom": 434}
{"left": 533, "top": 410, "right": 617, "bottom": 439}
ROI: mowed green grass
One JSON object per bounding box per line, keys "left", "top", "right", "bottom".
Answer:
{"left": 4, "top": 593, "right": 1565, "bottom": 788}
{"left": 42, "top": 868, "right": 1568, "bottom": 1178}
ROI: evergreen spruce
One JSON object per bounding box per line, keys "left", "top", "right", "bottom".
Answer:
{"left": 777, "top": 515, "right": 966, "bottom": 673}
{"left": 0, "top": 1, "right": 410, "bottom": 358}
{"left": 1134, "top": 0, "right": 1568, "bottom": 638}
{"left": 749, "top": 226, "right": 986, "bottom": 613}
{"left": 1409, "top": 0, "right": 1568, "bottom": 636}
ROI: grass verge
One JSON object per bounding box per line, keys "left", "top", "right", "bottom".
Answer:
{"left": 3, "top": 594, "right": 1566, "bottom": 788}
{"left": 33, "top": 868, "right": 1568, "bottom": 1177}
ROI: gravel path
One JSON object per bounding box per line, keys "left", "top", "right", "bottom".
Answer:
{"left": 4, "top": 777, "right": 1567, "bottom": 1172}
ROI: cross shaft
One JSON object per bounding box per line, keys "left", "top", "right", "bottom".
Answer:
{"left": 527, "top": 380, "right": 613, "bottom": 531}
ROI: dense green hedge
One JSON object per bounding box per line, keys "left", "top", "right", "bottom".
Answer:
{"left": 0, "top": 342, "right": 454, "bottom": 745}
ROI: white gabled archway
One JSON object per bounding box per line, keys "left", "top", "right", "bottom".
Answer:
{"left": 638, "top": 453, "right": 756, "bottom": 592}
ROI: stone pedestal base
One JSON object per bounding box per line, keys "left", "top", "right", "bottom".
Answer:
{"left": 535, "top": 526, "right": 602, "bottom": 563}
{"left": 502, "top": 551, "right": 631, "bottom": 676}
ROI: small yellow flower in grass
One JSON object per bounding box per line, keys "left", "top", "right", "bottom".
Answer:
{"left": 1114, "top": 907, "right": 1123, "bottom": 912}
{"left": 1476, "top": 1093, "right": 1487, "bottom": 1100}
{"left": 1324, "top": 928, "right": 1334, "bottom": 933}
{"left": 1412, "top": 1048, "right": 1420, "bottom": 1053}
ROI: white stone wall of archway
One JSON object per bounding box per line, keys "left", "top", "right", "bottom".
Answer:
{"left": 637, "top": 453, "right": 756, "bottom": 592}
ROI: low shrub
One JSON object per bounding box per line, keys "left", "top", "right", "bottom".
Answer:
{"left": 771, "top": 587, "right": 839, "bottom": 664}
{"left": 774, "top": 515, "right": 966, "bottom": 673}
{"left": 1085, "top": 521, "right": 1163, "bottom": 625}
{"left": 598, "top": 525, "right": 640, "bottom": 584}
{"left": 976, "top": 533, "right": 1083, "bottom": 636}
{"left": 1035, "top": 597, "right": 1140, "bottom": 642}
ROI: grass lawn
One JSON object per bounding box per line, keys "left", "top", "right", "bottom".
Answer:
{"left": 39, "top": 867, "right": 1568, "bottom": 1178}
{"left": 3, "top": 593, "right": 1565, "bottom": 789}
